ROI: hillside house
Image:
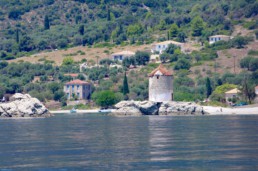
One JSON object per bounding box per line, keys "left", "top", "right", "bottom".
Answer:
{"left": 209, "top": 35, "right": 231, "bottom": 44}
{"left": 151, "top": 40, "right": 184, "bottom": 54}
{"left": 110, "top": 51, "right": 135, "bottom": 61}
{"left": 225, "top": 88, "right": 241, "bottom": 105}
{"left": 64, "top": 79, "right": 91, "bottom": 100}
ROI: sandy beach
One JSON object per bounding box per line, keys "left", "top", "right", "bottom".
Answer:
{"left": 202, "top": 106, "right": 258, "bottom": 115}
{"left": 50, "top": 106, "right": 258, "bottom": 115}
{"left": 50, "top": 109, "right": 101, "bottom": 114}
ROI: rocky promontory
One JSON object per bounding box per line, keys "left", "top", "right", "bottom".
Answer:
{"left": 111, "top": 101, "right": 208, "bottom": 116}
{"left": 0, "top": 93, "right": 51, "bottom": 118}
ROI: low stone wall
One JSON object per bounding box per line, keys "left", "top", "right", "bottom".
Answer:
{"left": 111, "top": 101, "right": 207, "bottom": 116}
{"left": 0, "top": 93, "right": 51, "bottom": 118}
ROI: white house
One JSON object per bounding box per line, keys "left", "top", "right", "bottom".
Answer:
{"left": 151, "top": 40, "right": 184, "bottom": 54}
{"left": 209, "top": 35, "right": 231, "bottom": 44}
{"left": 110, "top": 51, "right": 135, "bottom": 61}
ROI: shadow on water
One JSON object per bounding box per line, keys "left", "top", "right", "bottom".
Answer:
{"left": 0, "top": 115, "right": 258, "bottom": 170}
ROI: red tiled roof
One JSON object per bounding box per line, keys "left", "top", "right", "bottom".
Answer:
{"left": 64, "top": 73, "right": 79, "bottom": 77}
{"left": 65, "top": 79, "right": 89, "bottom": 85}
{"left": 149, "top": 64, "right": 173, "bottom": 77}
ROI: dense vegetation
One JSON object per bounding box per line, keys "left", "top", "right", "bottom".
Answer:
{"left": 1, "top": 0, "right": 258, "bottom": 107}
{"left": 1, "top": 0, "right": 258, "bottom": 60}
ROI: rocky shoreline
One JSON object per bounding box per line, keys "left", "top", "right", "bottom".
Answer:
{"left": 0, "top": 93, "right": 51, "bottom": 118}
{"left": 110, "top": 101, "right": 207, "bottom": 116}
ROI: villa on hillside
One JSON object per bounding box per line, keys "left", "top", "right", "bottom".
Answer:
{"left": 209, "top": 35, "right": 231, "bottom": 44}
{"left": 64, "top": 79, "right": 91, "bottom": 100}
{"left": 151, "top": 40, "right": 184, "bottom": 54}
{"left": 110, "top": 51, "right": 135, "bottom": 61}
{"left": 225, "top": 88, "right": 241, "bottom": 105}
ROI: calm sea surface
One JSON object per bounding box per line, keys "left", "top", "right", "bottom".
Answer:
{"left": 0, "top": 114, "right": 258, "bottom": 170}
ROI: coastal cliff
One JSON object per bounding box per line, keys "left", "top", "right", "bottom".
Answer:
{"left": 0, "top": 93, "right": 51, "bottom": 118}
{"left": 111, "top": 101, "right": 207, "bottom": 116}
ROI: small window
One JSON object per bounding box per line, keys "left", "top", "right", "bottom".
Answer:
{"left": 77, "top": 85, "right": 80, "bottom": 89}
{"left": 157, "top": 76, "right": 159, "bottom": 79}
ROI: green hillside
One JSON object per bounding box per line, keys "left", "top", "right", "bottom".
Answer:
{"left": 0, "top": 0, "right": 258, "bottom": 59}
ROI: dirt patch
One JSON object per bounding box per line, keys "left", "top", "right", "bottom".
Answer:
{"left": 9, "top": 44, "right": 151, "bottom": 66}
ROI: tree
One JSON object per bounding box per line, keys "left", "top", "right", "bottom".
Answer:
{"left": 15, "top": 29, "right": 20, "bottom": 43}
{"left": 123, "top": 72, "right": 129, "bottom": 95}
{"left": 79, "top": 25, "right": 84, "bottom": 35}
{"left": 231, "top": 36, "right": 249, "bottom": 48}
{"left": 160, "top": 53, "right": 170, "bottom": 63}
{"left": 174, "top": 58, "right": 191, "bottom": 70}
{"left": 240, "top": 56, "right": 253, "bottom": 70}
{"left": 242, "top": 75, "right": 256, "bottom": 104}
{"left": 249, "top": 58, "right": 258, "bottom": 71}
{"left": 0, "top": 85, "right": 6, "bottom": 98}
{"left": 165, "top": 44, "right": 179, "bottom": 54}
{"left": 62, "top": 57, "right": 74, "bottom": 65}
{"left": 178, "top": 32, "right": 186, "bottom": 42}
{"left": 169, "top": 23, "right": 179, "bottom": 38}
{"left": 206, "top": 77, "right": 212, "bottom": 98}
{"left": 44, "top": 15, "right": 50, "bottom": 30}
{"left": 92, "top": 90, "right": 118, "bottom": 108}
{"left": 54, "top": 90, "right": 65, "bottom": 101}
{"left": 107, "top": 6, "right": 111, "bottom": 21}
{"left": 47, "top": 82, "right": 60, "bottom": 94}
{"left": 135, "top": 51, "right": 150, "bottom": 65}
{"left": 19, "top": 36, "right": 35, "bottom": 52}
{"left": 191, "top": 16, "right": 205, "bottom": 37}
{"left": 0, "top": 61, "right": 8, "bottom": 69}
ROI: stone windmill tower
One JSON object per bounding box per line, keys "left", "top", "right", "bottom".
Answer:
{"left": 148, "top": 64, "right": 173, "bottom": 102}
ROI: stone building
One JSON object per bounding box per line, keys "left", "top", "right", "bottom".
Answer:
{"left": 149, "top": 64, "right": 173, "bottom": 102}
{"left": 64, "top": 79, "right": 91, "bottom": 100}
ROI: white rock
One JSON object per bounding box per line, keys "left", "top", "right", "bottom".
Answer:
{"left": 0, "top": 93, "right": 50, "bottom": 118}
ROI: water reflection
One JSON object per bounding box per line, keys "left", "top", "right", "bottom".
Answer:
{"left": 0, "top": 115, "right": 258, "bottom": 170}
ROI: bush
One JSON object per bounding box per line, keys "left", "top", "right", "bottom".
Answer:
{"left": 92, "top": 90, "right": 119, "bottom": 108}
{"left": 174, "top": 58, "right": 191, "bottom": 70}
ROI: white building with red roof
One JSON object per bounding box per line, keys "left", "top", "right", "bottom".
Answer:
{"left": 149, "top": 64, "right": 173, "bottom": 102}
{"left": 64, "top": 79, "right": 91, "bottom": 100}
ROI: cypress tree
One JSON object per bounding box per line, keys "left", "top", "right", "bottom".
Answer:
{"left": 79, "top": 25, "right": 84, "bottom": 35}
{"left": 44, "top": 15, "right": 50, "bottom": 30}
{"left": 206, "top": 77, "right": 212, "bottom": 98}
{"left": 123, "top": 72, "right": 129, "bottom": 95}
{"left": 15, "top": 29, "right": 19, "bottom": 43}
{"left": 107, "top": 6, "right": 111, "bottom": 21}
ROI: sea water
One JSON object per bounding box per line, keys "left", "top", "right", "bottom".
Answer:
{"left": 0, "top": 114, "right": 258, "bottom": 170}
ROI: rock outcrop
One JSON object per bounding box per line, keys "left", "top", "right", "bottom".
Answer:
{"left": 111, "top": 100, "right": 207, "bottom": 116}
{"left": 0, "top": 93, "right": 51, "bottom": 118}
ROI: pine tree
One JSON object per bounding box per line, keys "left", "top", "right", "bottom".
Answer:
{"left": 123, "top": 72, "right": 129, "bottom": 95}
{"left": 44, "top": 15, "right": 50, "bottom": 30}
{"left": 206, "top": 77, "right": 212, "bottom": 98}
